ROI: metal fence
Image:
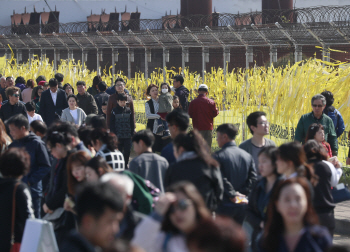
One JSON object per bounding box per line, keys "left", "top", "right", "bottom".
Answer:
{"left": 1, "top": 5, "right": 350, "bottom": 79}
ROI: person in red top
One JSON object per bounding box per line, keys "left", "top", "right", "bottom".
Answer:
{"left": 188, "top": 84, "right": 219, "bottom": 148}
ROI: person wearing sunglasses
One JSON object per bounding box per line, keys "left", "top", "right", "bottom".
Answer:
{"left": 295, "top": 94, "right": 338, "bottom": 156}
{"left": 132, "top": 181, "right": 211, "bottom": 252}
{"left": 0, "top": 86, "right": 27, "bottom": 125}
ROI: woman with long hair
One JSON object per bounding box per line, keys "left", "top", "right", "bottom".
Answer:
{"left": 61, "top": 94, "right": 87, "bottom": 126}
{"left": 132, "top": 181, "right": 211, "bottom": 252}
{"left": 304, "top": 140, "right": 337, "bottom": 236}
{"left": 85, "top": 156, "right": 113, "bottom": 182}
{"left": 63, "top": 83, "right": 74, "bottom": 97}
{"left": 276, "top": 142, "right": 317, "bottom": 186}
{"left": 260, "top": 177, "right": 332, "bottom": 252}
{"left": 22, "top": 79, "right": 35, "bottom": 103}
{"left": 244, "top": 146, "right": 281, "bottom": 252}
{"left": 305, "top": 123, "right": 333, "bottom": 158}
{"left": 164, "top": 130, "right": 223, "bottom": 211}
{"left": 90, "top": 128, "right": 125, "bottom": 171}
{"left": 0, "top": 118, "right": 11, "bottom": 154}
{"left": 64, "top": 151, "right": 91, "bottom": 213}
{"left": 33, "top": 85, "right": 44, "bottom": 113}
{"left": 0, "top": 148, "right": 34, "bottom": 252}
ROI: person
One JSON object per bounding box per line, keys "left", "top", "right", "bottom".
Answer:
{"left": 30, "top": 120, "right": 47, "bottom": 139}
{"left": 43, "top": 123, "right": 77, "bottom": 245}
{"left": 85, "top": 156, "right": 114, "bottom": 182}
{"left": 132, "top": 181, "right": 211, "bottom": 252}
{"left": 129, "top": 130, "right": 169, "bottom": 193}
{"left": 87, "top": 75, "right": 102, "bottom": 97}
{"left": 172, "top": 74, "right": 189, "bottom": 112}
{"left": 89, "top": 115, "right": 108, "bottom": 130}
{"left": 161, "top": 109, "right": 190, "bottom": 165}
{"left": 213, "top": 123, "right": 257, "bottom": 224}
{"left": 164, "top": 130, "right": 223, "bottom": 211}
{"left": 187, "top": 216, "right": 246, "bottom": 252}
{"left": 39, "top": 78, "right": 68, "bottom": 126}
{"left": 276, "top": 142, "right": 317, "bottom": 185}
{"left": 90, "top": 128, "right": 125, "bottom": 171}
{"left": 305, "top": 123, "right": 334, "bottom": 158}
{"left": 295, "top": 94, "right": 338, "bottom": 155}
{"left": 156, "top": 83, "right": 173, "bottom": 138}
{"left": 0, "top": 76, "right": 16, "bottom": 101}
{"left": 59, "top": 182, "right": 124, "bottom": 252}
{"left": 94, "top": 81, "right": 110, "bottom": 115}
{"left": 239, "top": 111, "right": 275, "bottom": 171}
{"left": 7, "top": 114, "right": 51, "bottom": 218}
{"left": 172, "top": 95, "right": 182, "bottom": 110}
{"left": 106, "top": 78, "right": 135, "bottom": 131}
{"left": 63, "top": 83, "right": 74, "bottom": 97}
{"left": 54, "top": 73, "right": 64, "bottom": 89}
{"left": 101, "top": 172, "right": 146, "bottom": 241}
{"left": 31, "top": 76, "right": 47, "bottom": 100}
{"left": 76, "top": 81, "right": 98, "bottom": 115}
{"left": 25, "top": 101, "right": 43, "bottom": 124}
{"left": 15, "top": 76, "right": 26, "bottom": 91}
{"left": 64, "top": 151, "right": 91, "bottom": 214}
{"left": 0, "top": 118, "right": 12, "bottom": 154}
{"left": 243, "top": 146, "right": 281, "bottom": 252}
{"left": 61, "top": 94, "right": 87, "bottom": 126}
{"left": 304, "top": 140, "right": 336, "bottom": 236}
{"left": 106, "top": 77, "right": 130, "bottom": 95}
{"left": 33, "top": 85, "right": 44, "bottom": 113}
{"left": 259, "top": 177, "right": 332, "bottom": 252}
{"left": 0, "top": 86, "right": 27, "bottom": 123}
{"left": 78, "top": 126, "right": 96, "bottom": 156}
{"left": 321, "top": 90, "right": 345, "bottom": 138}
{"left": 0, "top": 76, "right": 6, "bottom": 94}
{"left": 110, "top": 93, "right": 134, "bottom": 167}
{"left": 0, "top": 148, "right": 35, "bottom": 252}
{"left": 188, "top": 84, "right": 219, "bottom": 148}
{"left": 21, "top": 79, "right": 35, "bottom": 103}
{"left": 101, "top": 100, "right": 108, "bottom": 119}
{"left": 145, "top": 84, "right": 171, "bottom": 152}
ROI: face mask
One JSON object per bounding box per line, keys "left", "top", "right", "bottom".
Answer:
{"left": 162, "top": 89, "right": 168, "bottom": 94}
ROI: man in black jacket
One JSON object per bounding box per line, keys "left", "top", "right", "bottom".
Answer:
{"left": 172, "top": 75, "right": 189, "bottom": 112}
{"left": 7, "top": 114, "right": 51, "bottom": 218}
{"left": 39, "top": 78, "right": 68, "bottom": 126}
{"left": 60, "top": 183, "right": 124, "bottom": 252}
{"left": 94, "top": 81, "right": 110, "bottom": 115}
{"left": 0, "top": 86, "right": 27, "bottom": 123}
{"left": 213, "top": 123, "right": 257, "bottom": 224}
{"left": 76, "top": 81, "right": 98, "bottom": 115}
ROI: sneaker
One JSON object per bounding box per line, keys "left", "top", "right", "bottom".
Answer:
{"left": 162, "top": 130, "right": 171, "bottom": 140}
{"left": 156, "top": 125, "right": 164, "bottom": 134}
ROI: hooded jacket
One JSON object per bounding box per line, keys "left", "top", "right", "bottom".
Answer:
{"left": 9, "top": 132, "right": 51, "bottom": 197}
{"left": 0, "top": 178, "right": 34, "bottom": 252}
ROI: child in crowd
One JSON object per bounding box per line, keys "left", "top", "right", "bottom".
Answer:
{"left": 25, "top": 101, "right": 43, "bottom": 124}
{"left": 157, "top": 83, "right": 173, "bottom": 138}
{"left": 110, "top": 93, "right": 134, "bottom": 168}
{"left": 101, "top": 100, "right": 108, "bottom": 119}
{"left": 172, "top": 95, "right": 182, "bottom": 111}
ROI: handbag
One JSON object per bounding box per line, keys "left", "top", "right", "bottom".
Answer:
{"left": 10, "top": 182, "right": 21, "bottom": 252}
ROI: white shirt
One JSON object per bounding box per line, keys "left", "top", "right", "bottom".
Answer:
{"left": 70, "top": 109, "right": 78, "bottom": 125}
{"left": 50, "top": 89, "right": 57, "bottom": 106}
{"left": 27, "top": 113, "right": 43, "bottom": 125}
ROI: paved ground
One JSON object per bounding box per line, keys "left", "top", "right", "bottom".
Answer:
{"left": 334, "top": 200, "right": 350, "bottom": 247}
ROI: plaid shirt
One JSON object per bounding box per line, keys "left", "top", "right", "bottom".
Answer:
{"left": 96, "top": 144, "right": 125, "bottom": 171}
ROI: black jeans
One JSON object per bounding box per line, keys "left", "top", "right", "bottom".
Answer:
{"left": 118, "top": 138, "right": 132, "bottom": 168}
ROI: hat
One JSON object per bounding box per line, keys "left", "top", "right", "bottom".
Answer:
{"left": 38, "top": 81, "right": 46, "bottom": 86}
{"left": 198, "top": 84, "right": 208, "bottom": 90}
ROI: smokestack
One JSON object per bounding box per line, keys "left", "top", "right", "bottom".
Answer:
{"left": 181, "top": 0, "right": 212, "bottom": 16}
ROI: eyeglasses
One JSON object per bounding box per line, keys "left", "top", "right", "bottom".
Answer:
{"left": 12, "top": 94, "right": 20, "bottom": 98}
{"left": 115, "top": 84, "right": 124, "bottom": 87}
{"left": 312, "top": 104, "right": 324, "bottom": 108}
{"left": 169, "top": 199, "right": 191, "bottom": 214}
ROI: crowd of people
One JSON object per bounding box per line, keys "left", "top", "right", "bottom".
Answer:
{"left": 0, "top": 72, "right": 348, "bottom": 252}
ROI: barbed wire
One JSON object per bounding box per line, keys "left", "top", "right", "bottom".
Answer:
{"left": 2, "top": 5, "right": 350, "bottom": 35}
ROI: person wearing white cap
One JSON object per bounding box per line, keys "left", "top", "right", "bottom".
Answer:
{"left": 188, "top": 84, "right": 219, "bottom": 148}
